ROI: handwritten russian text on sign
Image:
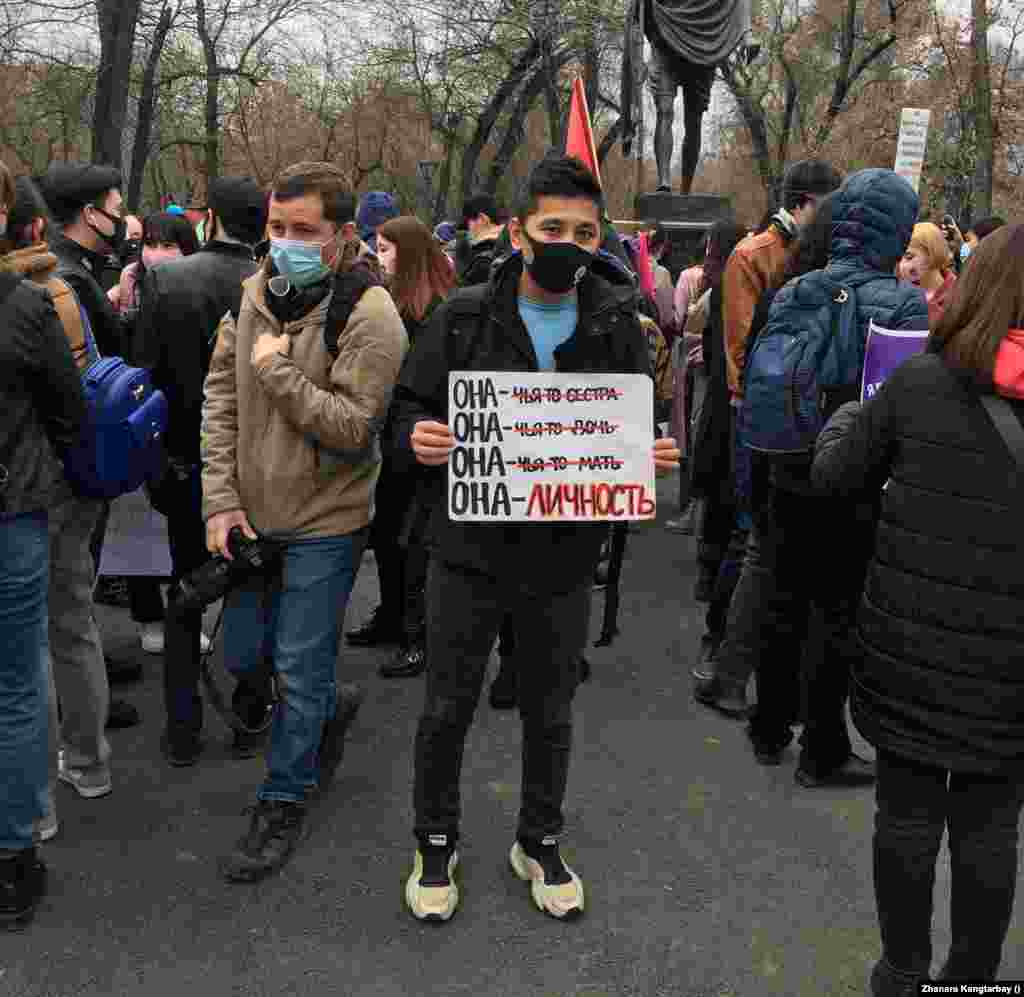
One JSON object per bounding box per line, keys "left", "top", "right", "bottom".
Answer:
{"left": 447, "top": 371, "right": 655, "bottom": 522}
{"left": 861, "top": 321, "right": 929, "bottom": 402}
{"left": 893, "top": 108, "right": 931, "bottom": 194}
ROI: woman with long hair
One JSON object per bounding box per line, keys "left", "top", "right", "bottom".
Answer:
{"left": 685, "top": 219, "right": 747, "bottom": 590}
{"left": 693, "top": 193, "right": 839, "bottom": 716}
{"left": 346, "top": 216, "right": 455, "bottom": 679}
{"left": 109, "top": 211, "right": 200, "bottom": 324}
{"left": 680, "top": 219, "right": 748, "bottom": 706}
{"left": 813, "top": 224, "right": 1024, "bottom": 994}
{"left": 375, "top": 215, "right": 455, "bottom": 340}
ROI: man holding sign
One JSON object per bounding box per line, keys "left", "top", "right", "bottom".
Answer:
{"left": 393, "top": 156, "right": 679, "bottom": 923}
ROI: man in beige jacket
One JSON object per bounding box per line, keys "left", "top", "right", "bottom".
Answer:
{"left": 201, "top": 161, "right": 407, "bottom": 882}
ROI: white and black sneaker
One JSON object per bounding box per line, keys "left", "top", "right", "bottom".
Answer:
{"left": 509, "top": 836, "right": 584, "bottom": 919}
{"left": 405, "top": 833, "right": 459, "bottom": 922}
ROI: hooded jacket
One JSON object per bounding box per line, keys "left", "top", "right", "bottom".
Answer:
{"left": 390, "top": 252, "right": 653, "bottom": 593}
{"left": 749, "top": 169, "right": 929, "bottom": 460}
{"left": 812, "top": 349, "right": 1024, "bottom": 775}
{"left": 826, "top": 169, "right": 930, "bottom": 336}
{"left": 201, "top": 246, "right": 407, "bottom": 539}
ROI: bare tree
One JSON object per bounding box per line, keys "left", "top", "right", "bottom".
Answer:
{"left": 126, "top": 1, "right": 178, "bottom": 211}
{"left": 188, "top": 0, "right": 320, "bottom": 187}
{"left": 972, "top": 0, "right": 995, "bottom": 216}
{"left": 93, "top": 0, "right": 143, "bottom": 166}
{"left": 722, "top": 0, "right": 919, "bottom": 204}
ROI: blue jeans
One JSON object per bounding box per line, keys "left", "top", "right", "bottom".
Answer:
{"left": 0, "top": 511, "right": 50, "bottom": 850}
{"left": 224, "top": 530, "right": 366, "bottom": 803}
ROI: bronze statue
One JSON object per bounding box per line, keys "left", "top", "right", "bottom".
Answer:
{"left": 622, "top": 0, "right": 751, "bottom": 195}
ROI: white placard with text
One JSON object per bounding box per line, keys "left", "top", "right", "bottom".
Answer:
{"left": 894, "top": 108, "right": 931, "bottom": 193}
{"left": 447, "top": 371, "right": 656, "bottom": 522}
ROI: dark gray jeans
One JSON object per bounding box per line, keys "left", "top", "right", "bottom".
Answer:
{"left": 874, "top": 750, "right": 1024, "bottom": 979}
{"left": 413, "top": 560, "right": 590, "bottom": 842}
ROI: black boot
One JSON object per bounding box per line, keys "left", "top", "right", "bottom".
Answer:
{"left": 345, "top": 605, "right": 402, "bottom": 647}
{"left": 219, "top": 801, "right": 307, "bottom": 883}
{"left": 380, "top": 642, "right": 427, "bottom": 679}
{"left": 0, "top": 848, "right": 47, "bottom": 931}
{"left": 316, "top": 684, "right": 365, "bottom": 794}
{"left": 869, "top": 958, "right": 926, "bottom": 996}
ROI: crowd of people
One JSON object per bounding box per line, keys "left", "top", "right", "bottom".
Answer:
{"left": 0, "top": 147, "right": 1021, "bottom": 993}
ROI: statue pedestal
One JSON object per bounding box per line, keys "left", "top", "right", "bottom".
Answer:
{"left": 634, "top": 193, "right": 735, "bottom": 278}
{"left": 635, "top": 192, "right": 733, "bottom": 224}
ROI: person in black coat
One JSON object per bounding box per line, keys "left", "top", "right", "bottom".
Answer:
{"left": 685, "top": 220, "right": 747, "bottom": 699}
{"left": 347, "top": 215, "right": 455, "bottom": 679}
{"left": 812, "top": 224, "right": 1024, "bottom": 994}
{"left": 391, "top": 156, "right": 678, "bottom": 923}
{"left": 131, "top": 176, "right": 268, "bottom": 765}
{"left": 693, "top": 197, "right": 837, "bottom": 715}
{"left": 0, "top": 160, "right": 86, "bottom": 927}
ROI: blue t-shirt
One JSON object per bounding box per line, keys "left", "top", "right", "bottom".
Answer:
{"left": 518, "top": 292, "right": 578, "bottom": 371}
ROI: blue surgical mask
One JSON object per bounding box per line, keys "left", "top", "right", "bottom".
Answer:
{"left": 269, "top": 237, "right": 333, "bottom": 288}
{"left": 960, "top": 242, "right": 972, "bottom": 262}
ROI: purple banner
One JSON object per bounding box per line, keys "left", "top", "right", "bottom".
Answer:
{"left": 861, "top": 322, "right": 929, "bottom": 402}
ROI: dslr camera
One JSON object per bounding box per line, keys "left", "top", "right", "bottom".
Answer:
{"left": 175, "top": 526, "right": 281, "bottom": 613}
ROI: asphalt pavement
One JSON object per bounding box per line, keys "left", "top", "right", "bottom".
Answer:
{"left": 5, "top": 475, "right": 1023, "bottom": 996}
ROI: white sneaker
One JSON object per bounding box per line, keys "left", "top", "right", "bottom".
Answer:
{"left": 139, "top": 622, "right": 164, "bottom": 655}
{"left": 509, "top": 839, "right": 584, "bottom": 919}
{"left": 141, "top": 622, "right": 210, "bottom": 654}
{"left": 33, "top": 788, "right": 59, "bottom": 842}
{"left": 34, "top": 810, "right": 59, "bottom": 843}
{"left": 405, "top": 839, "right": 459, "bottom": 922}
{"left": 57, "top": 752, "right": 112, "bottom": 799}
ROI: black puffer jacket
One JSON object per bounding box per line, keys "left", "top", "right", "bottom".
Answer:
{"left": 812, "top": 354, "right": 1024, "bottom": 774}
{"left": 392, "top": 253, "right": 652, "bottom": 593}
{"left": 0, "top": 274, "right": 85, "bottom": 516}
{"left": 132, "top": 241, "right": 258, "bottom": 465}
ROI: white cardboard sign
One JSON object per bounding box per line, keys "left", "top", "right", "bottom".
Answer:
{"left": 447, "top": 371, "right": 655, "bottom": 522}
{"left": 894, "top": 108, "right": 931, "bottom": 193}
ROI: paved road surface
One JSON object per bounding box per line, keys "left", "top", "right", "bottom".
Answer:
{"left": 5, "top": 476, "right": 1023, "bottom": 996}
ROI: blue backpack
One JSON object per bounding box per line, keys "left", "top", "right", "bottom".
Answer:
{"left": 741, "top": 271, "right": 862, "bottom": 456}
{"left": 63, "top": 303, "right": 169, "bottom": 499}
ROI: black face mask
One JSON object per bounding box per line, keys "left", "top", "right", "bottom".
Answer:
{"left": 522, "top": 233, "right": 595, "bottom": 294}
{"left": 87, "top": 206, "right": 127, "bottom": 253}
{"left": 121, "top": 238, "right": 142, "bottom": 263}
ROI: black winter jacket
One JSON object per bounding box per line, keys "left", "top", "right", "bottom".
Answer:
{"left": 457, "top": 237, "right": 500, "bottom": 287}
{"left": 392, "top": 253, "right": 652, "bottom": 592}
{"left": 0, "top": 274, "right": 85, "bottom": 516}
{"left": 48, "top": 233, "right": 125, "bottom": 358}
{"left": 133, "top": 242, "right": 258, "bottom": 465}
{"left": 812, "top": 354, "right": 1024, "bottom": 775}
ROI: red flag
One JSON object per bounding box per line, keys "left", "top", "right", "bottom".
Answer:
{"left": 565, "top": 76, "right": 602, "bottom": 188}
{"left": 635, "top": 231, "right": 656, "bottom": 300}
